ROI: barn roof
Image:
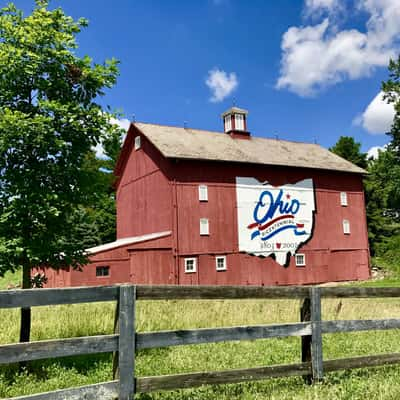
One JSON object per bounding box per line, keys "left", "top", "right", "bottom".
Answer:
{"left": 86, "top": 231, "right": 171, "bottom": 255}
{"left": 131, "top": 122, "right": 366, "bottom": 174}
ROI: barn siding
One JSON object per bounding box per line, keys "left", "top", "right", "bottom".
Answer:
{"left": 171, "top": 159, "right": 369, "bottom": 285}
{"left": 116, "top": 131, "right": 173, "bottom": 239}
{"left": 40, "top": 130, "right": 370, "bottom": 288}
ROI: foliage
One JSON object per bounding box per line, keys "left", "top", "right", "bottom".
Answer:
{"left": 79, "top": 151, "right": 119, "bottom": 245}
{"left": 364, "top": 55, "right": 400, "bottom": 262}
{"left": 0, "top": 1, "right": 122, "bottom": 278}
{"left": 364, "top": 149, "right": 400, "bottom": 256}
{"left": 1, "top": 271, "right": 400, "bottom": 398}
{"left": 330, "top": 56, "right": 400, "bottom": 262}
{"left": 382, "top": 55, "right": 400, "bottom": 160}
{"left": 329, "top": 136, "right": 368, "bottom": 169}
{"left": 374, "top": 235, "right": 400, "bottom": 276}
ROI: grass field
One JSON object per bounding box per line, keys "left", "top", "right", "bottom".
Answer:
{"left": 2, "top": 271, "right": 400, "bottom": 399}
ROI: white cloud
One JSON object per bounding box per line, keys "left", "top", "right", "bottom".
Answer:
{"left": 94, "top": 118, "right": 130, "bottom": 159}
{"left": 205, "top": 68, "right": 238, "bottom": 103}
{"left": 111, "top": 117, "right": 130, "bottom": 131}
{"left": 305, "top": 0, "right": 341, "bottom": 15}
{"left": 367, "top": 144, "right": 387, "bottom": 159}
{"left": 277, "top": 0, "right": 400, "bottom": 96}
{"left": 355, "top": 91, "right": 395, "bottom": 134}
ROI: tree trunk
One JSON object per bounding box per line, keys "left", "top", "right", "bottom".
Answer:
{"left": 19, "top": 264, "right": 31, "bottom": 343}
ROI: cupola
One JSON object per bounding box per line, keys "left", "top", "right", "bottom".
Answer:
{"left": 221, "top": 107, "right": 250, "bottom": 139}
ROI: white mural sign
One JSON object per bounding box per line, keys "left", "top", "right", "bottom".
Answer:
{"left": 236, "top": 177, "right": 315, "bottom": 266}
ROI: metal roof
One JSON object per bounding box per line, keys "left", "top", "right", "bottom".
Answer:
{"left": 221, "top": 107, "right": 248, "bottom": 117}
{"left": 86, "top": 231, "right": 171, "bottom": 255}
{"left": 133, "top": 122, "right": 366, "bottom": 174}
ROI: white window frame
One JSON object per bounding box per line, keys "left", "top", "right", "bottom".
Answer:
{"left": 343, "top": 219, "right": 351, "bottom": 235}
{"left": 184, "top": 257, "right": 197, "bottom": 273}
{"left": 198, "top": 185, "right": 208, "bottom": 202}
{"left": 224, "top": 115, "right": 232, "bottom": 132}
{"left": 235, "top": 114, "right": 244, "bottom": 130}
{"left": 96, "top": 265, "right": 110, "bottom": 277}
{"left": 134, "top": 136, "right": 141, "bottom": 150}
{"left": 200, "top": 218, "right": 209, "bottom": 236}
{"left": 295, "top": 254, "right": 306, "bottom": 267}
{"left": 215, "top": 256, "right": 227, "bottom": 271}
{"left": 340, "top": 192, "right": 348, "bottom": 206}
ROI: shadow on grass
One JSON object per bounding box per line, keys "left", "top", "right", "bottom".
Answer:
{"left": 0, "top": 346, "right": 173, "bottom": 388}
{"left": 0, "top": 353, "right": 113, "bottom": 385}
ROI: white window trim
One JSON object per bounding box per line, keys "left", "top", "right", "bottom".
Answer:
{"left": 235, "top": 114, "right": 244, "bottom": 130}
{"left": 134, "top": 136, "right": 141, "bottom": 150}
{"left": 96, "top": 265, "right": 110, "bottom": 277}
{"left": 215, "top": 256, "right": 227, "bottom": 271}
{"left": 343, "top": 219, "right": 351, "bottom": 235}
{"left": 340, "top": 192, "right": 348, "bottom": 206}
{"left": 224, "top": 115, "right": 232, "bottom": 132}
{"left": 184, "top": 257, "right": 197, "bottom": 273}
{"left": 295, "top": 254, "right": 306, "bottom": 267}
{"left": 200, "top": 218, "right": 209, "bottom": 236}
{"left": 199, "top": 185, "right": 208, "bottom": 202}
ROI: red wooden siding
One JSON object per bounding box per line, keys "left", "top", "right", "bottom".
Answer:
{"left": 116, "top": 130, "right": 173, "bottom": 239}
{"left": 40, "top": 129, "right": 370, "bottom": 288}
{"left": 129, "top": 249, "right": 174, "bottom": 284}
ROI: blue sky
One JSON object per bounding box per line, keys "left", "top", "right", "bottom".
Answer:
{"left": 10, "top": 0, "right": 399, "bottom": 156}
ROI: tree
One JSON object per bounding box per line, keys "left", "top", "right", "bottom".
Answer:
{"left": 329, "top": 136, "right": 368, "bottom": 169}
{"left": 0, "top": 1, "right": 122, "bottom": 342}
{"left": 369, "top": 55, "right": 400, "bottom": 264}
{"left": 364, "top": 150, "right": 400, "bottom": 255}
{"left": 382, "top": 55, "right": 400, "bottom": 160}
{"left": 81, "top": 149, "right": 121, "bottom": 245}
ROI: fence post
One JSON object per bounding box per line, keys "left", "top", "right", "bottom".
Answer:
{"left": 117, "top": 284, "right": 136, "bottom": 399}
{"left": 310, "top": 286, "right": 323, "bottom": 382}
{"left": 300, "top": 296, "right": 312, "bottom": 384}
{"left": 112, "top": 297, "right": 120, "bottom": 379}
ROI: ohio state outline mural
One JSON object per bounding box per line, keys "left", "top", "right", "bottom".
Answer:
{"left": 236, "top": 177, "right": 315, "bottom": 266}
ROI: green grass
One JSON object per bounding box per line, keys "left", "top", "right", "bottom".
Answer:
{"left": 0, "top": 268, "right": 20, "bottom": 290}
{"left": 2, "top": 271, "right": 400, "bottom": 398}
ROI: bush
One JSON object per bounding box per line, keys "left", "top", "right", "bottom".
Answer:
{"left": 374, "top": 234, "right": 400, "bottom": 275}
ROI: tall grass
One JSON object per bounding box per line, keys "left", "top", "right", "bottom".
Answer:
{"left": 2, "top": 271, "right": 400, "bottom": 398}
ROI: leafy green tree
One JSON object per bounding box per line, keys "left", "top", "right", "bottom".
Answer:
{"left": 0, "top": 1, "right": 122, "bottom": 342}
{"left": 81, "top": 149, "right": 120, "bottom": 245}
{"left": 364, "top": 150, "right": 400, "bottom": 255}
{"left": 382, "top": 55, "right": 400, "bottom": 159}
{"left": 371, "top": 55, "right": 400, "bottom": 267}
{"left": 329, "top": 136, "right": 368, "bottom": 169}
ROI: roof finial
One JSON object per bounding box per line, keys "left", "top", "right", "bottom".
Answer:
{"left": 232, "top": 97, "right": 236, "bottom": 107}
{"left": 183, "top": 121, "right": 188, "bottom": 129}
{"left": 131, "top": 114, "right": 136, "bottom": 123}
{"left": 313, "top": 136, "right": 317, "bottom": 144}
{"left": 274, "top": 134, "right": 279, "bottom": 140}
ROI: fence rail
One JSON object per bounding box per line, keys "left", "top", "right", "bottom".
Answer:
{"left": 2, "top": 284, "right": 400, "bottom": 399}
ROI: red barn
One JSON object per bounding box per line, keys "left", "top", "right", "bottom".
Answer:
{"left": 43, "top": 107, "right": 370, "bottom": 287}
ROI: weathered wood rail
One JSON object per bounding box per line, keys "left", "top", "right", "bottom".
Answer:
{"left": 2, "top": 284, "right": 400, "bottom": 399}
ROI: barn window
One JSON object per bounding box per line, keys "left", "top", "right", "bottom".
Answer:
{"left": 343, "top": 219, "right": 351, "bottom": 234}
{"left": 216, "top": 256, "right": 227, "bottom": 271}
{"left": 96, "top": 266, "right": 110, "bottom": 277}
{"left": 199, "top": 185, "right": 208, "bottom": 201}
{"left": 340, "top": 192, "right": 348, "bottom": 206}
{"left": 224, "top": 115, "right": 232, "bottom": 131}
{"left": 134, "top": 136, "right": 141, "bottom": 150}
{"left": 184, "top": 258, "right": 197, "bottom": 273}
{"left": 235, "top": 114, "right": 244, "bottom": 130}
{"left": 200, "top": 218, "right": 209, "bottom": 235}
{"left": 295, "top": 254, "right": 306, "bottom": 267}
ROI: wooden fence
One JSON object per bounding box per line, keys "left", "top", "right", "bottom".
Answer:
{"left": 2, "top": 285, "right": 400, "bottom": 399}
